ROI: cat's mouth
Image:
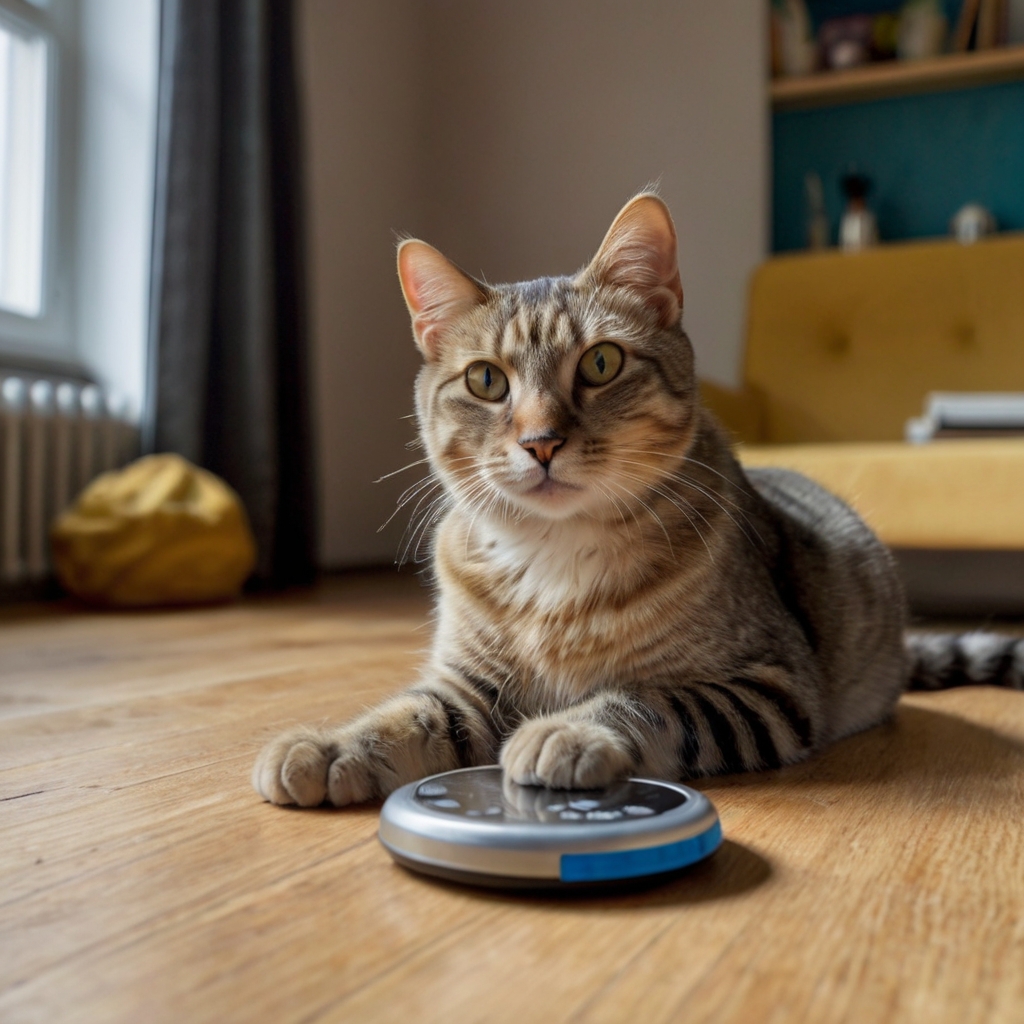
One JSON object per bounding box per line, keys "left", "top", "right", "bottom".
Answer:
{"left": 527, "top": 476, "right": 581, "bottom": 497}
{"left": 493, "top": 466, "right": 591, "bottom": 518}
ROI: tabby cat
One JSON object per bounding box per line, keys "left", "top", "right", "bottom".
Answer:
{"left": 253, "top": 194, "right": 1023, "bottom": 807}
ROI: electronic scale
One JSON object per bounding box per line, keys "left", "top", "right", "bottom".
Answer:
{"left": 378, "top": 765, "right": 722, "bottom": 890}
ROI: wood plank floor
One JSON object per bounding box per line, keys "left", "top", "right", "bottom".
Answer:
{"left": 2, "top": 572, "right": 1023, "bottom": 1024}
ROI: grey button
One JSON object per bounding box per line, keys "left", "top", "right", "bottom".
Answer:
{"left": 417, "top": 782, "right": 448, "bottom": 797}
{"left": 568, "top": 799, "right": 600, "bottom": 811}
{"left": 431, "top": 798, "right": 460, "bottom": 809}
{"left": 623, "top": 805, "right": 655, "bottom": 816}
{"left": 585, "top": 810, "right": 623, "bottom": 821}
{"left": 559, "top": 810, "right": 584, "bottom": 820}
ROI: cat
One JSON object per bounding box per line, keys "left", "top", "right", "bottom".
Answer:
{"left": 253, "top": 193, "right": 1024, "bottom": 807}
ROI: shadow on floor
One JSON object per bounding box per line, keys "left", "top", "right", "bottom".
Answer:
{"left": 698, "top": 702, "right": 1024, "bottom": 801}
{"left": 399, "top": 838, "right": 773, "bottom": 909}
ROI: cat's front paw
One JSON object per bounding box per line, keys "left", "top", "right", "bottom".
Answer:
{"left": 501, "top": 719, "right": 632, "bottom": 789}
{"left": 252, "top": 727, "right": 378, "bottom": 808}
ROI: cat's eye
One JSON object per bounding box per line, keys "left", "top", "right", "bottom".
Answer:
{"left": 577, "top": 343, "right": 624, "bottom": 386}
{"left": 465, "top": 361, "right": 509, "bottom": 401}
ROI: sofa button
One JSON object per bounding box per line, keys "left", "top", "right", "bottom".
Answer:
{"left": 827, "top": 333, "right": 850, "bottom": 355}
{"left": 955, "top": 324, "right": 975, "bottom": 348}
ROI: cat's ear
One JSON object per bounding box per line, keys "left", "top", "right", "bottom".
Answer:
{"left": 397, "top": 240, "right": 488, "bottom": 359}
{"left": 585, "top": 194, "right": 683, "bottom": 328}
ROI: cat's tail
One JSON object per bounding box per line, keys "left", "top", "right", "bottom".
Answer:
{"left": 905, "top": 632, "right": 1024, "bottom": 691}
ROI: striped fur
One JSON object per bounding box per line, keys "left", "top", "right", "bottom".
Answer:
{"left": 906, "top": 633, "right": 1024, "bottom": 691}
{"left": 253, "top": 195, "right": 1021, "bottom": 807}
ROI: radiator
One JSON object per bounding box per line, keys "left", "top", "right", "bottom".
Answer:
{"left": 1, "top": 373, "right": 139, "bottom": 587}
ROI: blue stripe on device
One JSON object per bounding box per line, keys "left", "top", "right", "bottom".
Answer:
{"left": 559, "top": 820, "right": 723, "bottom": 883}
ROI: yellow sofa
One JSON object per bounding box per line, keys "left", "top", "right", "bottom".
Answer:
{"left": 702, "top": 234, "right": 1024, "bottom": 614}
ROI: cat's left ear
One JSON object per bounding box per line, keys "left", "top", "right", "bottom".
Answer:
{"left": 585, "top": 194, "right": 683, "bottom": 328}
{"left": 397, "top": 240, "right": 488, "bottom": 359}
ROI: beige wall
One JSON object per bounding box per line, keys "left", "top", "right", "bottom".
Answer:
{"left": 299, "top": 0, "right": 427, "bottom": 568}
{"left": 422, "top": 0, "right": 768, "bottom": 386}
{"left": 300, "top": 0, "right": 768, "bottom": 568}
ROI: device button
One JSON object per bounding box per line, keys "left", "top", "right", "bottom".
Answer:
{"left": 417, "top": 782, "right": 448, "bottom": 797}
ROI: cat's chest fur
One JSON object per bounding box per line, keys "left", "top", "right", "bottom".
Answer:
{"left": 433, "top": 512, "right": 710, "bottom": 704}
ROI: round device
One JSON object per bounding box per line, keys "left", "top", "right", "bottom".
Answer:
{"left": 378, "top": 765, "right": 722, "bottom": 889}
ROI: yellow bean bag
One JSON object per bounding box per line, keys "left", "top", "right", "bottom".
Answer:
{"left": 51, "top": 453, "right": 257, "bottom": 606}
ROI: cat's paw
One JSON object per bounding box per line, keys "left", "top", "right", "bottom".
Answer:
{"left": 252, "top": 727, "right": 378, "bottom": 807}
{"left": 501, "top": 719, "right": 632, "bottom": 789}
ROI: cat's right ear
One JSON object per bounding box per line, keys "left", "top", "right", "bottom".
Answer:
{"left": 397, "top": 240, "right": 487, "bottom": 359}
{"left": 584, "top": 194, "right": 683, "bottom": 329}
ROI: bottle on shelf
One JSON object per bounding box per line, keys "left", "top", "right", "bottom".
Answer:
{"left": 839, "top": 172, "right": 879, "bottom": 250}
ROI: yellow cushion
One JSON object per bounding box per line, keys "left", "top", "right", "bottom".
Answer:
{"left": 738, "top": 439, "right": 1024, "bottom": 550}
{"left": 699, "top": 380, "right": 767, "bottom": 445}
{"left": 745, "top": 235, "right": 1024, "bottom": 444}
{"left": 51, "top": 453, "right": 257, "bottom": 606}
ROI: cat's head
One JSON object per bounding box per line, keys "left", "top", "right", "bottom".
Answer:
{"left": 397, "top": 194, "right": 698, "bottom": 524}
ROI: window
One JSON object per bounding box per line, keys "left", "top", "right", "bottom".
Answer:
{"left": 0, "top": 0, "right": 74, "bottom": 364}
{"left": 0, "top": 8, "right": 48, "bottom": 318}
{"left": 0, "top": 0, "right": 158, "bottom": 423}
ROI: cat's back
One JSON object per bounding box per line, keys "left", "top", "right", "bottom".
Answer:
{"left": 744, "top": 465, "right": 907, "bottom": 741}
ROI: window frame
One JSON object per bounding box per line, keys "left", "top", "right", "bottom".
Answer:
{"left": 0, "top": 0, "right": 79, "bottom": 371}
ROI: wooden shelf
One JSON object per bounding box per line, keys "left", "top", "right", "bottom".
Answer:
{"left": 771, "top": 43, "right": 1024, "bottom": 110}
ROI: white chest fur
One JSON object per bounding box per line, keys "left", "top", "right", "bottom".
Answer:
{"left": 476, "top": 517, "right": 640, "bottom": 613}
{"left": 434, "top": 513, "right": 668, "bottom": 703}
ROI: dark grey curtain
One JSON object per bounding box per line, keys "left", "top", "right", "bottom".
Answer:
{"left": 145, "top": 0, "right": 317, "bottom": 587}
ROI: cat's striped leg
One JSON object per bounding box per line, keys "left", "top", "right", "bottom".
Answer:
{"left": 501, "top": 672, "right": 818, "bottom": 788}
{"left": 252, "top": 674, "right": 499, "bottom": 806}
{"left": 662, "top": 676, "right": 816, "bottom": 777}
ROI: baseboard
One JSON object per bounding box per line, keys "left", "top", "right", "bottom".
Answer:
{"left": 892, "top": 548, "right": 1024, "bottom": 617}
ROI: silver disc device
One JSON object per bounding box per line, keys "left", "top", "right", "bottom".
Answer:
{"left": 379, "top": 765, "right": 722, "bottom": 889}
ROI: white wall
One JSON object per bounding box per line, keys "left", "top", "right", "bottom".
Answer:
{"left": 300, "top": 0, "right": 768, "bottom": 568}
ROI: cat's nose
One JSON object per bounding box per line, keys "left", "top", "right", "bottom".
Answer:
{"left": 519, "top": 432, "right": 565, "bottom": 467}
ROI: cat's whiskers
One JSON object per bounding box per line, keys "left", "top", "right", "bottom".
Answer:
{"left": 397, "top": 461, "right": 493, "bottom": 563}
{"left": 457, "top": 478, "right": 506, "bottom": 560}
{"left": 395, "top": 472, "right": 440, "bottom": 506}
{"left": 378, "top": 475, "right": 440, "bottom": 534}
{"left": 616, "top": 445, "right": 762, "bottom": 527}
{"left": 379, "top": 454, "right": 485, "bottom": 534}
{"left": 667, "top": 472, "right": 761, "bottom": 548}
{"left": 617, "top": 471, "right": 713, "bottom": 562}
{"left": 602, "top": 475, "right": 675, "bottom": 558}
{"left": 398, "top": 489, "right": 450, "bottom": 565}
{"left": 602, "top": 455, "right": 712, "bottom": 525}
{"left": 604, "top": 462, "right": 713, "bottom": 560}
{"left": 399, "top": 456, "right": 505, "bottom": 545}
{"left": 593, "top": 482, "right": 631, "bottom": 530}
{"left": 409, "top": 489, "right": 458, "bottom": 564}
{"left": 596, "top": 480, "right": 647, "bottom": 560}
{"left": 609, "top": 450, "right": 761, "bottom": 548}
{"left": 373, "top": 457, "right": 433, "bottom": 484}
{"left": 414, "top": 499, "right": 453, "bottom": 563}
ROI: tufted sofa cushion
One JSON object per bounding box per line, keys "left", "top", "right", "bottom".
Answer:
{"left": 700, "top": 235, "right": 1024, "bottom": 610}
{"left": 739, "top": 439, "right": 1024, "bottom": 550}
{"left": 740, "top": 234, "right": 1024, "bottom": 444}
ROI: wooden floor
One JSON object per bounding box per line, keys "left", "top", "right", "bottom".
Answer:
{"left": 2, "top": 572, "right": 1023, "bottom": 1024}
